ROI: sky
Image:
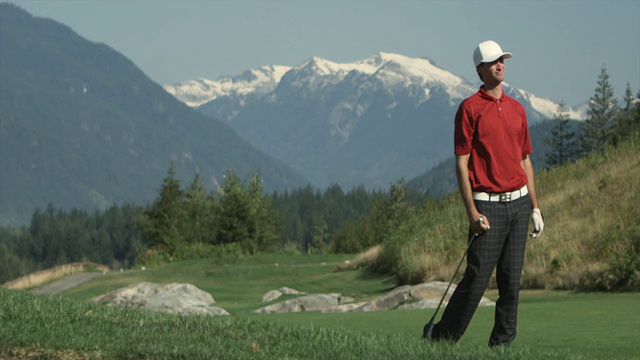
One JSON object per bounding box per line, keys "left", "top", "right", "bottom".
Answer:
{"left": 6, "top": 0, "right": 640, "bottom": 107}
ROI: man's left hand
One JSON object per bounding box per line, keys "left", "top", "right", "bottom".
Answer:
{"left": 531, "top": 208, "right": 544, "bottom": 238}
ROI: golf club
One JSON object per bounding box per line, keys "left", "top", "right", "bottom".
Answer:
{"left": 422, "top": 224, "right": 481, "bottom": 339}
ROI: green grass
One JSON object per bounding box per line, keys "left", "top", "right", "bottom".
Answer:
{"left": 0, "top": 288, "right": 576, "bottom": 360}
{"left": 2, "top": 254, "right": 639, "bottom": 359}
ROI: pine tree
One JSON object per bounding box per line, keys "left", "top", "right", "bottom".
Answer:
{"left": 138, "top": 162, "right": 185, "bottom": 254}
{"left": 183, "top": 173, "right": 215, "bottom": 245}
{"left": 244, "top": 172, "right": 278, "bottom": 254}
{"left": 216, "top": 171, "right": 250, "bottom": 247}
{"left": 581, "top": 66, "right": 618, "bottom": 153}
{"left": 615, "top": 83, "right": 638, "bottom": 141}
{"left": 544, "top": 101, "right": 578, "bottom": 167}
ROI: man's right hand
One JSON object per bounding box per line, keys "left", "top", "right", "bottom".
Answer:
{"left": 472, "top": 215, "right": 490, "bottom": 236}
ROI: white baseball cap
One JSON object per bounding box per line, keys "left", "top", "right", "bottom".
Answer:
{"left": 473, "top": 40, "right": 512, "bottom": 67}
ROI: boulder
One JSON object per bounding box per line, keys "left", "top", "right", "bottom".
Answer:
{"left": 321, "top": 302, "right": 367, "bottom": 313}
{"left": 261, "top": 290, "right": 284, "bottom": 303}
{"left": 91, "top": 282, "right": 230, "bottom": 316}
{"left": 254, "top": 282, "right": 494, "bottom": 314}
{"left": 404, "top": 281, "right": 495, "bottom": 309}
{"left": 255, "top": 294, "right": 340, "bottom": 314}
{"left": 261, "top": 287, "right": 306, "bottom": 302}
{"left": 279, "top": 287, "right": 305, "bottom": 295}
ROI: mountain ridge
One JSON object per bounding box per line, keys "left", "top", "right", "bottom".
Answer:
{"left": 0, "top": 4, "right": 308, "bottom": 226}
{"left": 165, "top": 53, "right": 585, "bottom": 189}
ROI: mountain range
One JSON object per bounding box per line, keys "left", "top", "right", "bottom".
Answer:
{"left": 165, "top": 53, "right": 585, "bottom": 190}
{"left": 0, "top": 4, "right": 308, "bottom": 226}
{"left": 0, "top": 3, "right": 586, "bottom": 227}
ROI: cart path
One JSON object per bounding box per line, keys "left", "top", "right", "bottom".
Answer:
{"left": 30, "top": 272, "right": 104, "bottom": 295}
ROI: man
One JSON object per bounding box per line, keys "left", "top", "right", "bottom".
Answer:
{"left": 425, "top": 40, "right": 544, "bottom": 347}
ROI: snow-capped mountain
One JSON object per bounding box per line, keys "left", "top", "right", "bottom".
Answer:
{"left": 165, "top": 52, "right": 583, "bottom": 189}
{"left": 164, "top": 64, "right": 291, "bottom": 107}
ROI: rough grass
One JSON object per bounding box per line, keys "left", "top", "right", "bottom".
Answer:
{"left": 2, "top": 286, "right": 616, "bottom": 360}
{"left": 384, "top": 135, "right": 640, "bottom": 290}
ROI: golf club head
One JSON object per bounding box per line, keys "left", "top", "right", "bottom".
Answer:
{"left": 422, "top": 320, "right": 435, "bottom": 340}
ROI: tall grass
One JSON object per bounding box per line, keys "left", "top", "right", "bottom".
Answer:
{"left": 2, "top": 262, "right": 109, "bottom": 290}
{"left": 386, "top": 135, "right": 640, "bottom": 290}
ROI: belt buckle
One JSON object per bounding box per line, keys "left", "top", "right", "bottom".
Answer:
{"left": 499, "top": 193, "right": 511, "bottom": 202}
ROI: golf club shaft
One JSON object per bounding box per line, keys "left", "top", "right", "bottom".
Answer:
{"left": 427, "top": 232, "right": 478, "bottom": 325}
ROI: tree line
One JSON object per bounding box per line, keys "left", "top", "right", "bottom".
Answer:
{"left": 0, "top": 163, "right": 423, "bottom": 283}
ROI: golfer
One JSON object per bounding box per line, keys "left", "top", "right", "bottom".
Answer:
{"left": 425, "top": 40, "right": 544, "bottom": 347}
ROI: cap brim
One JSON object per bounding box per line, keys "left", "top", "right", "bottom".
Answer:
{"left": 482, "top": 52, "right": 512, "bottom": 64}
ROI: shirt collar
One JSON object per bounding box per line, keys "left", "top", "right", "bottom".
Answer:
{"left": 478, "top": 85, "right": 505, "bottom": 101}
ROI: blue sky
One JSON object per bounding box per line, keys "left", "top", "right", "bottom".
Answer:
{"left": 7, "top": 0, "right": 640, "bottom": 107}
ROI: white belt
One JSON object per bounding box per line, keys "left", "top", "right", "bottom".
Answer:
{"left": 473, "top": 185, "right": 528, "bottom": 202}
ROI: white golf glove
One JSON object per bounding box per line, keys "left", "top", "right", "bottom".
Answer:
{"left": 531, "top": 208, "right": 544, "bottom": 238}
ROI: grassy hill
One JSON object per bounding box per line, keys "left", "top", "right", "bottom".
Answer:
{"left": 388, "top": 133, "right": 640, "bottom": 290}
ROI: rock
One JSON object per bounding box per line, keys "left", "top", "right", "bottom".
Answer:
{"left": 411, "top": 281, "right": 455, "bottom": 302}
{"left": 404, "top": 281, "right": 495, "bottom": 309}
{"left": 278, "top": 287, "right": 305, "bottom": 295}
{"left": 91, "top": 282, "right": 230, "bottom": 316}
{"left": 398, "top": 298, "right": 441, "bottom": 310}
{"left": 261, "top": 290, "right": 284, "bottom": 303}
{"left": 255, "top": 294, "right": 340, "bottom": 314}
{"left": 338, "top": 295, "right": 355, "bottom": 304}
{"left": 253, "top": 281, "right": 494, "bottom": 314}
{"left": 261, "top": 287, "right": 306, "bottom": 302}
{"left": 321, "top": 302, "right": 367, "bottom": 313}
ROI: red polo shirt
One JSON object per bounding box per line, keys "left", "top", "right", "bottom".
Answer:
{"left": 454, "top": 86, "right": 532, "bottom": 193}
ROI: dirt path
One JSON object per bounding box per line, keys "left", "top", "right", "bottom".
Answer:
{"left": 30, "top": 272, "right": 104, "bottom": 296}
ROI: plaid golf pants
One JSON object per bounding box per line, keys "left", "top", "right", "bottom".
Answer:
{"left": 432, "top": 194, "right": 531, "bottom": 346}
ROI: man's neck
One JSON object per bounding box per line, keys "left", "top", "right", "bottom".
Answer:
{"left": 483, "top": 82, "right": 503, "bottom": 99}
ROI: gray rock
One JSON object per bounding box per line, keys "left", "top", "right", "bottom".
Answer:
{"left": 404, "top": 281, "right": 495, "bottom": 309}
{"left": 253, "top": 281, "right": 495, "bottom": 314}
{"left": 279, "top": 287, "right": 305, "bottom": 295}
{"left": 261, "top": 290, "right": 284, "bottom": 303}
{"left": 338, "top": 295, "right": 355, "bottom": 304}
{"left": 261, "top": 287, "right": 306, "bottom": 302}
{"left": 398, "top": 298, "right": 441, "bottom": 310}
{"left": 255, "top": 294, "right": 340, "bottom": 314}
{"left": 321, "top": 302, "right": 367, "bottom": 313}
{"left": 91, "top": 282, "right": 230, "bottom": 316}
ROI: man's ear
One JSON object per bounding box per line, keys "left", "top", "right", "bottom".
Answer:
{"left": 476, "top": 65, "right": 484, "bottom": 82}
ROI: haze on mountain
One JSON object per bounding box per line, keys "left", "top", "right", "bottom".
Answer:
{"left": 0, "top": 3, "right": 309, "bottom": 226}
{"left": 165, "top": 52, "right": 584, "bottom": 190}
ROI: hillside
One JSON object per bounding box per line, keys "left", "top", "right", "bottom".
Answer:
{"left": 0, "top": 4, "right": 308, "bottom": 226}
{"left": 391, "top": 133, "right": 640, "bottom": 290}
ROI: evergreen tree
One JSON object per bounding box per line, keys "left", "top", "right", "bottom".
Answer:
{"left": 183, "top": 173, "right": 215, "bottom": 245}
{"left": 581, "top": 66, "right": 618, "bottom": 153}
{"left": 309, "top": 217, "right": 328, "bottom": 254}
{"left": 245, "top": 173, "right": 279, "bottom": 254}
{"left": 138, "top": 162, "right": 185, "bottom": 254}
{"left": 615, "top": 83, "right": 639, "bottom": 141}
{"left": 216, "top": 171, "right": 251, "bottom": 247}
{"left": 544, "top": 101, "right": 579, "bottom": 167}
